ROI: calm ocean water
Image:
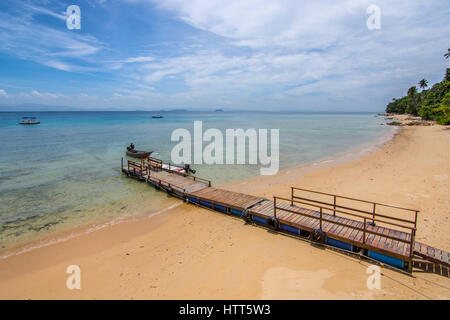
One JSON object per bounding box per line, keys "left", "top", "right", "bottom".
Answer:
{"left": 0, "top": 111, "right": 392, "bottom": 252}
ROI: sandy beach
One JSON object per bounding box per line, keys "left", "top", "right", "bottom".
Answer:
{"left": 0, "top": 119, "right": 449, "bottom": 300}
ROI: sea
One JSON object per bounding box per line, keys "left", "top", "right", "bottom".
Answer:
{"left": 0, "top": 111, "right": 393, "bottom": 254}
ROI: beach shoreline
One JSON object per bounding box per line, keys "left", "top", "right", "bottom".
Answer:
{"left": 0, "top": 119, "right": 449, "bottom": 299}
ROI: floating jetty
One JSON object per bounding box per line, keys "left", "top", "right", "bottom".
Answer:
{"left": 122, "top": 157, "right": 450, "bottom": 277}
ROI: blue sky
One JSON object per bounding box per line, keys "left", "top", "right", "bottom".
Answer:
{"left": 0, "top": 0, "right": 449, "bottom": 111}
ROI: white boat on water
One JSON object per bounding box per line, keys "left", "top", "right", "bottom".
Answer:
{"left": 19, "top": 117, "right": 40, "bottom": 125}
{"left": 147, "top": 156, "right": 196, "bottom": 175}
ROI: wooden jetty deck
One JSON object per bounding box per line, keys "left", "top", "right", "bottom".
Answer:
{"left": 122, "top": 158, "right": 450, "bottom": 276}
{"left": 189, "top": 187, "right": 265, "bottom": 213}
{"left": 250, "top": 199, "right": 413, "bottom": 259}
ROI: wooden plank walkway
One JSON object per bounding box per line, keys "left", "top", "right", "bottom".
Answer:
{"left": 121, "top": 159, "right": 450, "bottom": 275}
{"left": 414, "top": 241, "right": 450, "bottom": 267}
{"left": 122, "top": 163, "right": 210, "bottom": 194}
{"left": 146, "top": 170, "right": 209, "bottom": 194}
{"left": 189, "top": 187, "right": 265, "bottom": 211}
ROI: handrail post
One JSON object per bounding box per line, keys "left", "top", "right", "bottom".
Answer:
{"left": 363, "top": 218, "right": 366, "bottom": 244}
{"left": 410, "top": 210, "right": 419, "bottom": 259}
{"left": 414, "top": 211, "right": 418, "bottom": 231}
{"left": 274, "top": 197, "right": 277, "bottom": 219}
{"left": 372, "top": 203, "right": 376, "bottom": 224}
{"left": 320, "top": 207, "right": 323, "bottom": 229}
{"left": 291, "top": 187, "right": 294, "bottom": 206}
{"left": 333, "top": 195, "right": 336, "bottom": 216}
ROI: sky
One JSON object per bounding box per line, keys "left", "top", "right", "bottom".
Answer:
{"left": 0, "top": 0, "right": 449, "bottom": 111}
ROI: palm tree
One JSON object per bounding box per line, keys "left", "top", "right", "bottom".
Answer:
{"left": 418, "top": 79, "right": 428, "bottom": 90}
{"left": 445, "top": 48, "right": 450, "bottom": 59}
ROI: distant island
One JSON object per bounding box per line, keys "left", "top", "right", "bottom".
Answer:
{"left": 0, "top": 104, "right": 126, "bottom": 112}
{"left": 214, "top": 109, "right": 224, "bottom": 112}
{"left": 0, "top": 105, "right": 193, "bottom": 112}
{"left": 0, "top": 104, "right": 83, "bottom": 112}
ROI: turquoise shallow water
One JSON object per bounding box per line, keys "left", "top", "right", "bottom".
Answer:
{"left": 0, "top": 111, "right": 392, "bottom": 251}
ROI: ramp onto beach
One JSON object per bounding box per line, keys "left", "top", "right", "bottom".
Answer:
{"left": 413, "top": 242, "right": 450, "bottom": 277}
{"left": 121, "top": 158, "right": 450, "bottom": 277}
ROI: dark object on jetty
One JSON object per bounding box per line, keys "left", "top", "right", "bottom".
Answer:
{"left": 184, "top": 164, "right": 196, "bottom": 174}
{"left": 310, "top": 228, "right": 326, "bottom": 244}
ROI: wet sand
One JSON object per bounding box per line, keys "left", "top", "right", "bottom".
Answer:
{"left": 0, "top": 120, "right": 449, "bottom": 299}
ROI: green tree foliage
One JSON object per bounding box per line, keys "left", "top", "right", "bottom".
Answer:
{"left": 405, "top": 86, "right": 419, "bottom": 115}
{"left": 407, "top": 86, "right": 417, "bottom": 97}
{"left": 386, "top": 69, "right": 450, "bottom": 124}
{"left": 436, "top": 92, "right": 450, "bottom": 125}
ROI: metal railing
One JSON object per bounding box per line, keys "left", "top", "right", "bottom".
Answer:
{"left": 146, "top": 157, "right": 211, "bottom": 187}
{"left": 124, "top": 156, "right": 212, "bottom": 188}
{"left": 127, "top": 159, "right": 145, "bottom": 174}
{"left": 290, "top": 187, "right": 418, "bottom": 230}
{"left": 274, "top": 189, "right": 419, "bottom": 258}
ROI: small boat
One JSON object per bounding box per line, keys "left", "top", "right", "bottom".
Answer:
{"left": 19, "top": 117, "right": 40, "bottom": 125}
{"left": 152, "top": 115, "right": 163, "bottom": 119}
{"left": 126, "top": 149, "right": 153, "bottom": 159}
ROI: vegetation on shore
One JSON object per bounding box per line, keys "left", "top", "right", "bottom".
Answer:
{"left": 386, "top": 50, "right": 450, "bottom": 125}
{"left": 386, "top": 69, "right": 450, "bottom": 125}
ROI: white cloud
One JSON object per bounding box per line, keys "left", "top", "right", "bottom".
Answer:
{"left": 0, "top": 4, "right": 105, "bottom": 73}
{"left": 1, "top": 0, "right": 449, "bottom": 110}
{"left": 110, "top": 92, "right": 143, "bottom": 100}
{"left": 125, "top": 56, "right": 154, "bottom": 63}
{"left": 132, "top": 0, "right": 450, "bottom": 109}
{"left": 0, "top": 89, "right": 7, "bottom": 97}
{"left": 44, "top": 61, "right": 74, "bottom": 72}
{"left": 153, "top": 0, "right": 365, "bottom": 49}
{"left": 31, "top": 90, "right": 61, "bottom": 99}
{"left": 23, "top": 3, "right": 67, "bottom": 21}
